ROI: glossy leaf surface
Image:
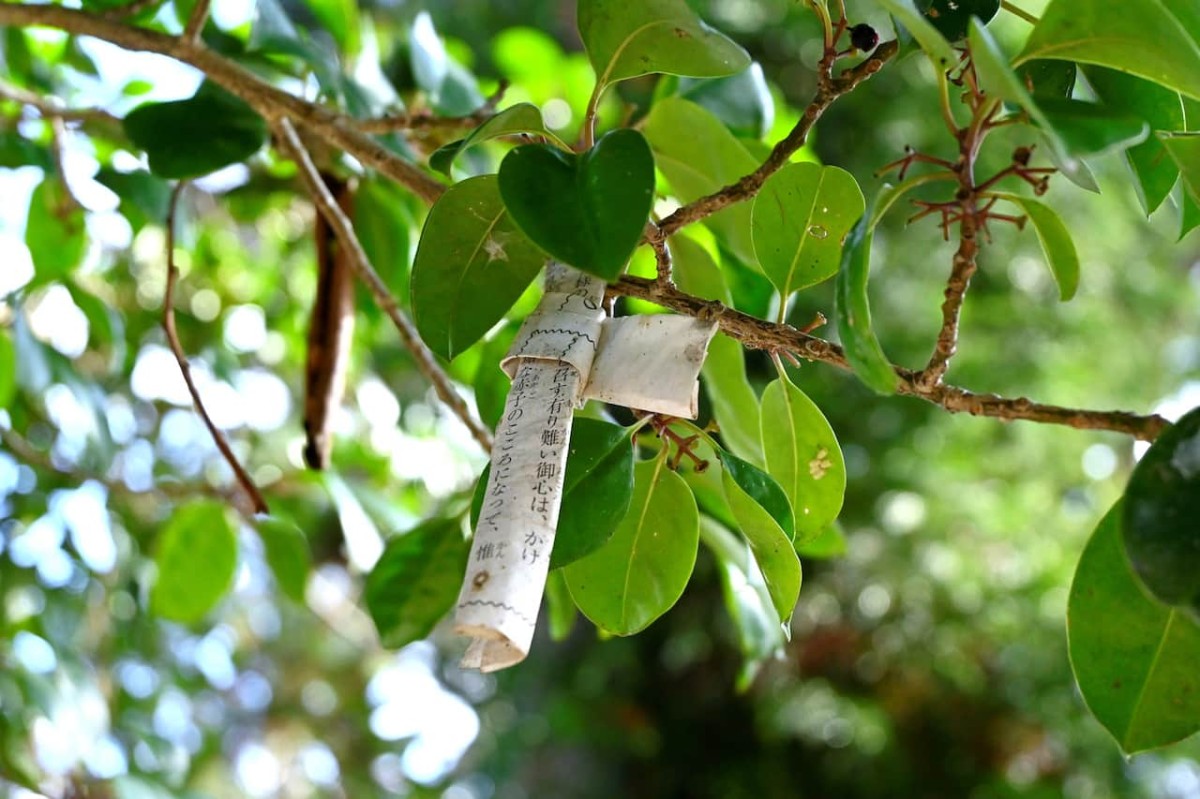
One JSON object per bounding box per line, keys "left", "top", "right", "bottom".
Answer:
{"left": 836, "top": 204, "right": 899, "bottom": 395}
{"left": 429, "top": 103, "right": 566, "bottom": 176}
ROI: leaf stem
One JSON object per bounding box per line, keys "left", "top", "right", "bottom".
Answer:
{"left": 1000, "top": 1, "right": 1039, "bottom": 25}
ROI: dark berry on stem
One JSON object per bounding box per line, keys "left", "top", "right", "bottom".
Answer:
{"left": 850, "top": 23, "right": 879, "bottom": 52}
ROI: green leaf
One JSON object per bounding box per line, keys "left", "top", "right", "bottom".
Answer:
{"left": 1121, "top": 406, "right": 1200, "bottom": 610}
{"left": 868, "top": 173, "right": 950, "bottom": 228}
{"left": 751, "top": 162, "right": 864, "bottom": 298}
{"left": 1182, "top": 189, "right": 1200, "bottom": 239}
{"left": 760, "top": 374, "right": 846, "bottom": 542}
{"left": 877, "top": 0, "right": 958, "bottom": 69}
{"left": 545, "top": 569, "right": 577, "bottom": 641}
{"left": 0, "top": 332, "right": 15, "bottom": 410}
{"left": 498, "top": 129, "right": 655, "bottom": 280}
{"left": 670, "top": 234, "right": 762, "bottom": 463}
{"left": 471, "top": 419, "right": 636, "bottom": 569}
{"left": 836, "top": 203, "right": 899, "bottom": 395}
{"left": 1016, "top": 0, "right": 1200, "bottom": 101}
{"left": 552, "top": 419, "right": 636, "bottom": 569}
{"left": 409, "top": 12, "right": 449, "bottom": 95}
{"left": 150, "top": 500, "right": 238, "bottom": 624}
{"left": 255, "top": 517, "right": 312, "bottom": 603}
{"left": 429, "top": 103, "right": 567, "bottom": 176}
{"left": 994, "top": 193, "right": 1080, "bottom": 300}
{"left": 677, "top": 63, "right": 775, "bottom": 139}
{"left": 1086, "top": 67, "right": 1185, "bottom": 214}
{"left": 1017, "top": 59, "right": 1077, "bottom": 100}
{"left": 918, "top": 0, "right": 999, "bottom": 42}
{"left": 471, "top": 325, "right": 520, "bottom": 428}
{"left": 364, "top": 519, "right": 471, "bottom": 649}
{"left": 95, "top": 168, "right": 171, "bottom": 231}
{"left": 355, "top": 179, "right": 413, "bottom": 303}
{"left": 700, "top": 516, "right": 785, "bottom": 688}
{"left": 1036, "top": 97, "right": 1149, "bottom": 158}
{"left": 411, "top": 174, "right": 546, "bottom": 360}
{"left": 719, "top": 451, "right": 801, "bottom": 624}
{"left": 25, "top": 179, "right": 86, "bottom": 283}
{"left": 795, "top": 521, "right": 847, "bottom": 559}
{"left": 1161, "top": 132, "right": 1200, "bottom": 206}
{"left": 0, "top": 132, "right": 51, "bottom": 170}
{"left": 644, "top": 97, "right": 759, "bottom": 265}
{"left": 299, "top": 0, "right": 359, "bottom": 54}
{"left": 563, "top": 457, "right": 699, "bottom": 635}
{"left": 123, "top": 82, "right": 267, "bottom": 179}
{"left": 577, "top": 0, "right": 750, "bottom": 88}
{"left": 1068, "top": 504, "right": 1200, "bottom": 753}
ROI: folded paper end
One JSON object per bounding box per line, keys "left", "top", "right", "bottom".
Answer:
{"left": 456, "top": 626, "right": 528, "bottom": 672}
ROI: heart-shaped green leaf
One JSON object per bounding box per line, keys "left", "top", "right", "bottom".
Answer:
{"left": 644, "top": 98, "right": 759, "bottom": 265}
{"left": 718, "top": 450, "right": 801, "bottom": 625}
{"left": 151, "top": 500, "right": 238, "bottom": 624}
{"left": 429, "top": 103, "right": 568, "bottom": 176}
{"left": 578, "top": 0, "right": 750, "bottom": 89}
{"left": 563, "top": 457, "right": 699, "bottom": 635}
{"left": 1069, "top": 504, "right": 1200, "bottom": 753}
{"left": 1121, "top": 406, "right": 1200, "bottom": 610}
{"left": 760, "top": 374, "right": 846, "bottom": 542}
{"left": 364, "top": 519, "right": 470, "bottom": 649}
{"left": 124, "top": 82, "right": 267, "bottom": 179}
{"left": 994, "top": 193, "right": 1080, "bottom": 301}
{"left": 1017, "top": 0, "right": 1200, "bottom": 101}
{"left": 752, "top": 162, "right": 865, "bottom": 299}
{"left": 1086, "top": 67, "right": 1185, "bottom": 214}
{"left": 836, "top": 200, "right": 900, "bottom": 395}
{"left": 411, "top": 175, "right": 546, "bottom": 360}
{"left": 498, "top": 129, "right": 654, "bottom": 279}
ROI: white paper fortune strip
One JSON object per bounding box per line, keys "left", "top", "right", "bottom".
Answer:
{"left": 454, "top": 264, "right": 718, "bottom": 671}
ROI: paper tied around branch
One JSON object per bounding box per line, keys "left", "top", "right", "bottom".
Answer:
{"left": 454, "top": 264, "right": 718, "bottom": 672}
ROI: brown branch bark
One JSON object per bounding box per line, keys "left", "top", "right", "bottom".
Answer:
{"left": 611, "top": 275, "right": 1170, "bottom": 441}
{"left": 654, "top": 39, "right": 898, "bottom": 240}
{"left": 922, "top": 211, "right": 979, "bottom": 388}
{"left": 182, "top": 0, "right": 211, "bottom": 43}
{"left": 0, "top": 3, "right": 446, "bottom": 205}
{"left": 274, "top": 118, "right": 495, "bottom": 453}
{"left": 163, "top": 184, "right": 270, "bottom": 515}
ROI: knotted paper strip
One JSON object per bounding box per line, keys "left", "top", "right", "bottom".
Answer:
{"left": 454, "top": 265, "right": 718, "bottom": 671}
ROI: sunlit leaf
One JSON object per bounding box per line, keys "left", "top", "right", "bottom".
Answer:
{"left": 577, "top": 0, "right": 750, "bottom": 88}
{"left": 719, "top": 450, "right": 801, "bottom": 623}
{"left": 0, "top": 332, "right": 15, "bottom": 410}
{"left": 364, "top": 519, "right": 470, "bottom": 649}
{"left": 411, "top": 175, "right": 546, "bottom": 360}
{"left": 1161, "top": 132, "right": 1200, "bottom": 206}
{"left": 994, "top": 193, "right": 1080, "bottom": 300}
{"left": 1068, "top": 504, "right": 1200, "bottom": 753}
{"left": 564, "top": 458, "right": 699, "bottom": 635}
{"left": 760, "top": 374, "right": 846, "bottom": 542}
{"left": 256, "top": 517, "right": 312, "bottom": 603}
{"left": 151, "top": 500, "right": 238, "bottom": 624}
{"left": 1017, "top": 0, "right": 1200, "bottom": 101}
{"left": 498, "top": 129, "right": 654, "bottom": 280}
{"left": 430, "top": 103, "right": 567, "bottom": 176}
{"left": 795, "top": 522, "right": 847, "bottom": 559}
{"left": 752, "top": 162, "right": 864, "bottom": 298}
{"left": 25, "top": 179, "right": 86, "bottom": 283}
{"left": 644, "top": 97, "right": 759, "bottom": 264}
{"left": 836, "top": 203, "right": 899, "bottom": 394}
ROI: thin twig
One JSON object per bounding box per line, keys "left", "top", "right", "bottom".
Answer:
{"left": 163, "top": 183, "right": 269, "bottom": 515}
{"left": 352, "top": 80, "right": 508, "bottom": 134}
{"left": 650, "top": 232, "right": 674, "bottom": 287}
{"left": 653, "top": 39, "right": 898, "bottom": 241}
{"left": 0, "top": 77, "right": 123, "bottom": 127}
{"left": 1000, "top": 0, "right": 1040, "bottom": 24}
{"left": 610, "top": 275, "right": 1170, "bottom": 441}
{"left": 182, "top": 0, "right": 210, "bottom": 43}
{"left": 273, "top": 117, "right": 494, "bottom": 453}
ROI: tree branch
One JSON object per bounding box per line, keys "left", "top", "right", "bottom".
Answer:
{"left": 0, "top": 77, "right": 124, "bottom": 127}
{"left": 273, "top": 117, "right": 495, "bottom": 453}
{"left": 611, "top": 275, "right": 1170, "bottom": 441}
{"left": 163, "top": 183, "right": 270, "bottom": 515}
{"left": 654, "top": 39, "right": 898, "bottom": 241}
{"left": 182, "top": 0, "right": 211, "bottom": 43}
{"left": 0, "top": 3, "right": 447, "bottom": 205}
